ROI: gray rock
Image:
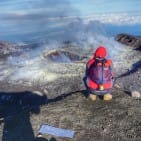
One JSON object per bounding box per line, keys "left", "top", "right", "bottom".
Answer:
{"left": 0, "top": 41, "right": 20, "bottom": 58}
{"left": 115, "top": 33, "right": 141, "bottom": 49}
{"left": 131, "top": 91, "right": 141, "bottom": 98}
{"left": 43, "top": 49, "right": 87, "bottom": 63}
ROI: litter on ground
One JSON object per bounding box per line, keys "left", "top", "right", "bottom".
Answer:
{"left": 38, "top": 124, "right": 75, "bottom": 138}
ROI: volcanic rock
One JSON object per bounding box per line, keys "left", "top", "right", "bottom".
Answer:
{"left": 115, "top": 33, "right": 141, "bottom": 49}
{"left": 131, "top": 90, "right": 141, "bottom": 98}
{"left": 0, "top": 41, "right": 17, "bottom": 57}
{"left": 43, "top": 49, "right": 88, "bottom": 63}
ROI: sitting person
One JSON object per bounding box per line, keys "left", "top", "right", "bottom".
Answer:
{"left": 84, "top": 46, "right": 114, "bottom": 101}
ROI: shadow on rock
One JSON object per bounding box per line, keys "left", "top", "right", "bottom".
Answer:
{"left": 49, "top": 137, "right": 57, "bottom": 141}
{"left": 35, "top": 137, "right": 57, "bottom": 141}
{"left": 0, "top": 89, "right": 86, "bottom": 141}
{"left": 134, "top": 46, "right": 141, "bottom": 51}
{"left": 116, "top": 60, "right": 141, "bottom": 78}
{"left": 35, "top": 137, "right": 48, "bottom": 141}
{"left": 0, "top": 91, "right": 47, "bottom": 141}
{"left": 48, "top": 89, "right": 86, "bottom": 103}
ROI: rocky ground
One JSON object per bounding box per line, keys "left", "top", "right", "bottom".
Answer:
{"left": 0, "top": 86, "right": 141, "bottom": 141}
{"left": 0, "top": 39, "right": 141, "bottom": 141}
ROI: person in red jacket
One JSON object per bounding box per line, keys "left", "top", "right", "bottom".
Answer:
{"left": 84, "top": 46, "right": 114, "bottom": 101}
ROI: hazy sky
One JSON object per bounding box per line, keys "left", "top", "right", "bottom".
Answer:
{"left": 0, "top": 0, "right": 141, "bottom": 42}
{"left": 69, "top": 0, "right": 141, "bottom": 15}
{"left": 0, "top": 0, "right": 141, "bottom": 15}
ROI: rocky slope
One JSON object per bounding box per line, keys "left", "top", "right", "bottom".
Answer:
{"left": 0, "top": 39, "right": 140, "bottom": 141}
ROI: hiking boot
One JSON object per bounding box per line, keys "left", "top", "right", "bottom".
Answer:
{"left": 89, "top": 94, "right": 97, "bottom": 101}
{"left": 103, "top": 94, "right": 112, "bottom": 101}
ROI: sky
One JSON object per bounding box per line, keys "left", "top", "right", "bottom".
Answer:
{"left": 0, "top": 0, "right": 141, "bottom": 42}
{"left": 0, "top": 0, "right": 141, "bottom": 15}
{"left": 69, "top": 0, "right": 141, "bottom": 15}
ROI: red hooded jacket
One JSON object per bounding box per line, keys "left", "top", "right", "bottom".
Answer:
{"left": 86, "top": 46, "right": 114, "bottom": 91}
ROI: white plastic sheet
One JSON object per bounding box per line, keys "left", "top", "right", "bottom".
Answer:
{"left": 39, "top": 124, "right": 75, "bottom": 138}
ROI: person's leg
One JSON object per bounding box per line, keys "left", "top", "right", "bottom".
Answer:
{"left": 103, "top": 93, "right": 112, "bottom": 100}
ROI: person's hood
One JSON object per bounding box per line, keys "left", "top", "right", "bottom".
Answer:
{"left": 93, "top": 46, "right": 107, "bottom": 58}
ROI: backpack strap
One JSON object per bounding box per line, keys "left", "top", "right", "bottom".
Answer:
{"left": 94, "top": 58, "right": 106, "bottom": 66}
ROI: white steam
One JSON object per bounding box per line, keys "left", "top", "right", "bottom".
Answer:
{"left": 0, "top": 18, "right": 138, "bottom": 85}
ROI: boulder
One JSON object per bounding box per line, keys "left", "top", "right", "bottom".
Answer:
{"left": 0, "top": 41, "right": 19, "bottom": 58}
{"left": 115, "top": 33, "right": 141, "bottom": 49}
{"left": 131, "top": 90, "right": 141, "bottom": 98}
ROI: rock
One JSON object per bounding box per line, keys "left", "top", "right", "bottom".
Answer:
{"left": 43, "top": 49, "right": 87, "bottom": 63}
{"left": 131, "top": 91, "right": 141, "bottom": 98}
{"left": 115, "top": 33, "right": 141, "bottom": 49}
{"left": 32, "top": 91, "right": 44, "bottom": 96}
{"left": 0, "top": 40, "right": 19, "bottom": 58}
{"left": 114, "top": 84, "right": 121, "bottom": 89}
{"left": 36, "top": 133, "right": 43, "bottom": 138}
